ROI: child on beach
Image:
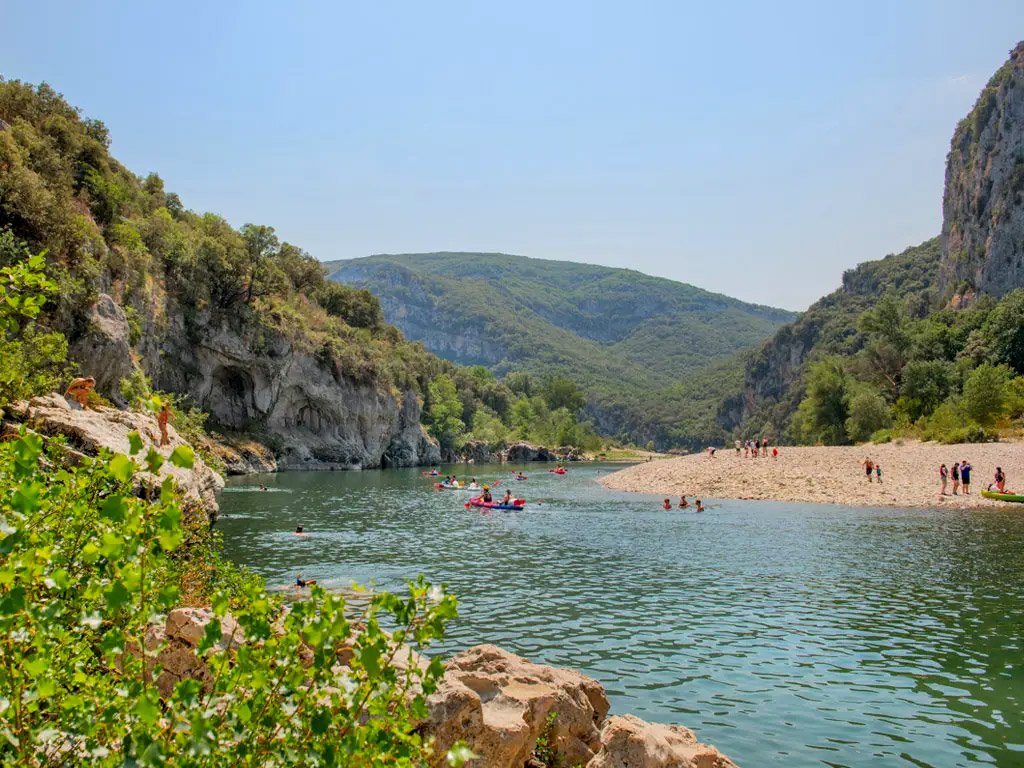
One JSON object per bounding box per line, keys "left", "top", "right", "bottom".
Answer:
{"left": 940, "top": 464, "right": 948, "bottom": 495}
{"left": 772, "top": 447, "right": 778, "bottom": 459}
{"left": 875, "top": 464, "right": 882, "bottom": 483}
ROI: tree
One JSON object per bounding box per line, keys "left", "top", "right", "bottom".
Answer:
{"left": 504, "top": 372, "right": 533, "bottom": 397}
{"left": 962, "top": 362, "right": 1011, "bottom": 425}
{"left": 793, "top": 357, "right": 851, "bottom": 444}
{"left": 976, "top": 289, "right": 1024, "bottom": 373}
{"left": 898, "top": 359, "right": 955, "bottom": 421}
{"left": 845, "top": 387, "right": 892, "bottom": 442}
{"left": 540, "top": 374, "right": 586, "bottom": 413}
{"left": 427, "top": 374, "right": 465, "bottom": 450}
{"left": 240, "top": 223, "right": 284, "bottom": 304}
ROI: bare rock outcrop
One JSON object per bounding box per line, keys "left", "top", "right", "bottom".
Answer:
{"left": 590, "top": 715, "right": 738, "bottom": 768}
{"left": 68, "top": 293, "right": 135, "bottom": 405}
{"left": 940, "top": 41, "right": 1024, "bottom": 302}
{"left": 143, "top": 314, "right": 441, "bottom": 471}
{"left": 3, "top": 393, "right": 223, "bottom": 516}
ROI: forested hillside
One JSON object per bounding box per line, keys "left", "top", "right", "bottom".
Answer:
{"left": 723, "top": 43, "right": 1024, "bottom": 445}
{"left": 0, "top": 79, "right": 604, "bottom": 464}
{"left": 326, "top": 252, "right": 794, "bottom": 448}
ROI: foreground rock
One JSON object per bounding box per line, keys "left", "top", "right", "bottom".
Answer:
{"left": 2, "top": 393, "right": 223, "bottom": 517}
{"left": 139, "top": 611, "right": 738, "bottom": 767}
{"left": 600, "top": 440, "right": 1024, "bottom": 509}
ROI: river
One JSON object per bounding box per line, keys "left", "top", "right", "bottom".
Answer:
{"left": 217, "top": 463, "right": 1024, "bottom": 767}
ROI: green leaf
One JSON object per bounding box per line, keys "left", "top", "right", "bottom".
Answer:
{"left": 99, "top": 532, "right": 124, "bottom": 558}
{"left": 158, "top": 527, "right": 183, "bottom": 552}
{"left": 100, "top": 495, "right": 127, "bottom": 523}
{"left": 127, "top": 432, "right": 144, "bottom": 455}
{"left": 104, "top": 581, "right": 131, "bottom": 612}
{"left": 108, "top": 454, "right": 135, "bottom": 484}
{"left": 145, "top": 449, "right": 164, "bottom": 474}
{"left": 168, "top": 445, "right": 194, "bottom": 469}
{"left": 133, "top": 692, "right": 161, "bottom": 726}
{"left": 310, "top": 708, "right": 331, "bottom": 735}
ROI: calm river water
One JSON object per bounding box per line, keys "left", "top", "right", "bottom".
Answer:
{"left": 218, "top": 463, "right": 1024, "bottom": 768}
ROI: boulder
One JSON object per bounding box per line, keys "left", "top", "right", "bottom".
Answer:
{"left": 420, "top": 644, "right": 610, "bottom": 768}
{"left": 203, "top": 434, "right": 278, "bottom": 475}
{"left": 588, "top": 715, "right": 738, "bottom": 768}
{"left": 457, "top": 439, "right": 494, "bottom": 464}
{"left": 4, "top": 393, "right": 224, "bottom": 518}
{"left": 504, "top": 442, "right": 557, "bottom": 463}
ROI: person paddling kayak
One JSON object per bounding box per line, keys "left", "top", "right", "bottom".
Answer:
{"left": 481, "top": 485, "right": 493, "bottom": 503}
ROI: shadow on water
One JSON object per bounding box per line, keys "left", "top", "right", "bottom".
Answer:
{"left": 217, "top": 464, "right": 1024, "bottom": 767}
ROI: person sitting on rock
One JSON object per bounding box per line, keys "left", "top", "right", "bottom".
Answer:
{"left": 64, "top": 376, "right": 96, "bottom": 409}
{"left": 158, "top": 402, "right": 172, "bottom": 447}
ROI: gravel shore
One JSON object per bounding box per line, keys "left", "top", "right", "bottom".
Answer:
{"left": 599, "top": 441, "right": 1024, "bottom": 508}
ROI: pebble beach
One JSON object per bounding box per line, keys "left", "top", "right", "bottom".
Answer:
{"left": 599, "top": 440, "right": 1024, "bottom": 508}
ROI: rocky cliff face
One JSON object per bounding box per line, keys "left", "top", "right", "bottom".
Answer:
{"left": 69, "top": 294, "right": 441, "bottom": 471}
{"left": 940, "top": 42, "right": 1024, "bottom": 303}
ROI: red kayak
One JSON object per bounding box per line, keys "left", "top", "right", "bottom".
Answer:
{"left": 549, "top": 468, "right": 567, "bottom": 475}
{"left": 466, "top": 497, "right": 525, "bottom": 511}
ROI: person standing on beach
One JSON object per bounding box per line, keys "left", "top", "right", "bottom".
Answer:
{"left": 762, "top": 437, "right": 769, "bottom": 457}
{"left": 961, "top": 461, "right": 972, "bottom": 494}
{"left": 735, "top": 439, "right": 741, "bottom": 455}
{"left": 951, "top": 461, "right": 960, "bottom": 495}
{"left": 940, "top": 464, "right": 949, "bottom": 495}
{"left": 994, "top": 467, "right": 1006, "bottom": 492}
{"left": 862, "top": 456, "right": 874, "bottom": 482}
{"left": 875, "top": 464, "right": 882, "bottom": 483}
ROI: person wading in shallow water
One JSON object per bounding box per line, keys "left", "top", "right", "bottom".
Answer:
{"left": 662, "top": 498, "right": 672, "bottom": 510}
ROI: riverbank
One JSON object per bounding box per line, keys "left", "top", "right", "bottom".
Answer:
{"left": 599, "top": 440, "right": 1024, "bottom": 508}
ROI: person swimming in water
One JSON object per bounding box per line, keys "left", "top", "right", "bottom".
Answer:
{"left": 295, "top": 572, "right": 317, "bottom": 588}
{"left": 678, "top": 495, "right": 689, "bottom": 508}
{"left": 695, "top": 499, "right": 704, "bottom": 512}
{"left": 663, "top": 498, "right": 672, "bottom": 510}
{"left": 294, "top": 525, "right": 306, "bottom": 535}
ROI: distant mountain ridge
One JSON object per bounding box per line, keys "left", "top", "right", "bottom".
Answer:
{"left": 325, "top": 252, "right": 795, "bottom": 447}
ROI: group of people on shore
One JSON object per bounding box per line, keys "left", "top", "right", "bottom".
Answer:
{"left": 938, "top": 461, "right": 975, "bottom": 496}
{"left": 662, "top": 495, "right": 704, "bottom": 512}
{"left": 735, "top": 437, "right": 775, "bottom": 458}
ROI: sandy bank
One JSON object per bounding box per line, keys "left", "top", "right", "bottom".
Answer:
{"left": 599, "top": 441, "right": 1024, "bottom": 508}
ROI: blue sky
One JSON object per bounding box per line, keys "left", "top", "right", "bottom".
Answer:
{"left": 4, "top": 2, "right": 1022, "bottom": 309}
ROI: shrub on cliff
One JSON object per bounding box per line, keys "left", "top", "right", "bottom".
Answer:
{"left": 0, "top": 433, "right": 464, "bottom": 767}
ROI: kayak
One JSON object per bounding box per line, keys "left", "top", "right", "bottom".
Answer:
{"left": 981, "top": 490, "right": 1024, "bottom": 503}
{"left": 434, "top": 483, "right": 476, "bottom": 490}
{"left": 514, "top": 477, "right": 528, "bottom": 481}
{"left": 467, "top": 497, "right": 525, "bottom": 511}
{"left": 549, "top": 468, "right": 567, "bottom": 475}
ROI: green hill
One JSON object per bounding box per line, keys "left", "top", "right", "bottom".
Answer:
{"left": 326, "top": 252, "right": 795, "bottom": 447}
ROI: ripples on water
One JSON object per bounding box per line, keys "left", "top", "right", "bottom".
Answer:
{"left": 218, "top": 465, "right": 1024, "bottom": 767}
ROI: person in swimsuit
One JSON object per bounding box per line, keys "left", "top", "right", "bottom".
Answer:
{"left": 294, "top": 525, "right": 306, "bottom": 535}
{"left": 295, "top": 573, "right": 317, "bottom": 588}
{"left": 695, "top": 499, "right": 704, "bottom": 512}
{"left": 662, "top": 498, "right": 672, "bottom": 510}
{"left": 951, "top": 462, "right": 960, "bottom": 495}
{"left": 875, "top": 464, "right": 882, "bottom": 483}
{"left": 158, "top": 402, "right": 172, "bottom": 447}
{"left": 772, "top": 447, "right": 778, "bottom": 459}
{"left": 863, "top": 456, "right": 874, "bottom": 482}
{"left": 678, "top": 495, "right": 689, "bottom": 508}
{"left": 65, "top": 376, "right": 96, "bottom": 409}
{"left": 502, "top": 489, "right": 514, "bottom": 506}
{"left": 939, "top": 464, "right": 948, "bottom": 495}
{"left": 995, "top": 467, "right": 1006, "bottom": 493}
{"left": 481, "top": 486, "right": 493, "bottom": 503}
